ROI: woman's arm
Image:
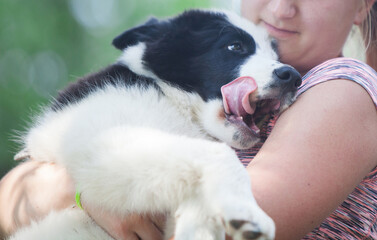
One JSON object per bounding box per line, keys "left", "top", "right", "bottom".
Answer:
{"left": 247, "top": 79, "right": 377, "bottom": 239}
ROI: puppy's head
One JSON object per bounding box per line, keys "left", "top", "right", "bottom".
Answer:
{"left": 114, "top": 9, "right": 301, "bottom": 149}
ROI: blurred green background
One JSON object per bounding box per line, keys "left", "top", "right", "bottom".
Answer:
{"left": 0, "top": 0, "right": 231, "bottom": 178}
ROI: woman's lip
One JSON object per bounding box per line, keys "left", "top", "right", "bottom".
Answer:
{"left": 262, "top": 21, "right": 298, "bottom": 39}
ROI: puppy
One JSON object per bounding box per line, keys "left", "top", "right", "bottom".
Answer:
{"left": 11, "top": 9, "right": 301, "bottom": 240}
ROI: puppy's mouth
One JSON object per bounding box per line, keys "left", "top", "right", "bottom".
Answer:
{"left": 221, "top": 76, "right": 281, "bottom": 137}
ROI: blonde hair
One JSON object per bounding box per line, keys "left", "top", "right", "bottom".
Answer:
{"left": 360, "top": 2, "right": 377, "bottom": 71}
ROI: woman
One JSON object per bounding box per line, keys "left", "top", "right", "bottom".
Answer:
{"left": 1, "top": 0, "right": 377, "bottom": 239}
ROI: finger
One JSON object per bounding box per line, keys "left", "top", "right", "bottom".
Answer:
{"left": 149, "top": 213, "right": 167, "bottom": 233}
{"left": 134, "top": 215, "right": 164, "bottom": 240}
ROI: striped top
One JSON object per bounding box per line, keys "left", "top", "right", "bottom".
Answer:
{"left": 236, "top": 57, "right": 377, "bottom": 239}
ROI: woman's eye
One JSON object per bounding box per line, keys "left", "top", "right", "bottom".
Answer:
{"left": 227, "top": 43, "right": 243, "bottom": 51}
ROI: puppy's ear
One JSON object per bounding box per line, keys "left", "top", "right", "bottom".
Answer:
{"left": 112, "top": 17, "right": 160, "bottom": 50}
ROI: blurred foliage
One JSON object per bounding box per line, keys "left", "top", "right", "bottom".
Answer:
{"left": 0, "top": 0, "right": 229, "bottom": 177}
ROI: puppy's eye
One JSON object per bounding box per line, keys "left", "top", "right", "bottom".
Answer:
{"left": 227, "top": 43, "right": 243, "bottom": 51}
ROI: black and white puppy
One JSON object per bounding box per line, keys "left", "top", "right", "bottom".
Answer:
{"left": 11, "top": 9, "right": 301, "bottom": 240}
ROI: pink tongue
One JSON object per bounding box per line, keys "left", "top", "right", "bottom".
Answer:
{"left": 221, "top": 77, "right": 258, "bottom": 116}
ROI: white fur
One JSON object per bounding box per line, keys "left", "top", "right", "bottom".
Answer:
{"left": 8, "top": 209, "right": 112, "bottom": 240}
{"left": 117, "top": 42, "right": 158, "bottom": 79}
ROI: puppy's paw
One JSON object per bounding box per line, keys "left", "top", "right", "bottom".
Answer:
{"left": 221, "top": 203, "right": 275, "bottom": 240}
{"left": 225, "top": 219, "right": 274, "bottom": 240}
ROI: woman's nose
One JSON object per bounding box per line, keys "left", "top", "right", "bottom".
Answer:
{"left": 267, "top": 0, "right": 297, "bottom": 19}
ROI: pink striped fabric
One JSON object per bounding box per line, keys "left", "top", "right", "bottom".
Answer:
{"left": 236, "top": 57, "right": 377, "bottom": 239}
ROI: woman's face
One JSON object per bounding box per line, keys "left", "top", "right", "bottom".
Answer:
{"left": 241, "top": 0, "right": 367, "bottom": 74}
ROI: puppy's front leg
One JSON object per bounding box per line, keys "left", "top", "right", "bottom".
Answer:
{"left": 59, "top": 126, "right": 209, "bottom": 215}
{"left": 171, "top": 142, "right": 275, "bottom": 240}
{"left": 59, "top": 126, "right": 274, "bottom": 239}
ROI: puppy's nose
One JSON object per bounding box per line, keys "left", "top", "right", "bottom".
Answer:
{"left": 273, "top": 66, "right": 302, "bottom": 88}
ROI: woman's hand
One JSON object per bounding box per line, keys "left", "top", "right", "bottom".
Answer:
{"left": 83, "top": 199, "right": 166, "bottom": 240}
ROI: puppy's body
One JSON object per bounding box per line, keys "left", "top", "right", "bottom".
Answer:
{"left": 11, "top": 9, "right": 301, "bottom": 240}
